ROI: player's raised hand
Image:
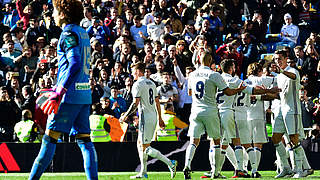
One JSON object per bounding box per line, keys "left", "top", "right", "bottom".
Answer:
{"left": 38, "top": 86, "right": 67, "bottom": 115}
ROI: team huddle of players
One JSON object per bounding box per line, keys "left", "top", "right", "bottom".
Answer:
{"left": 182, "top": 50, "right": 313, "bottom": 179}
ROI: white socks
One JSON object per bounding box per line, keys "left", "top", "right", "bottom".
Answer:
{"left": 138, "top": 144, "right": 147, "bottom": 174}
{"left": 209, "top": 145, "right": 221, "bottom": 175}
{"left": 145, "top": 146, "right": 171, "bottom": 167}
{"left": 234, "top": 146, "right": 244, "bottom": 171}
{"left": 247, "top": 147, "right": 257, "bottom": 173}
{"left": 217, "top": 148, "right": 226, "bottom": 173}
{"left": 254, "top": 147, "right": 262, "bottom": 172}
{"left": 184, "top": 143, "right": 197, "bottom": 169}
{"left": 275, "top": 142, "right": 290, "bottom": 168}
{"left": 226, "top": 145, "right": 237, "bottom": 170}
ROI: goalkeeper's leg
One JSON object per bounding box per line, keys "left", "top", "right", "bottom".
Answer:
{"left": 29, "top": 130, "right": 61, "bottom": 180}
{"left": 76, "top": 135, "right": 98, "bottom": 180}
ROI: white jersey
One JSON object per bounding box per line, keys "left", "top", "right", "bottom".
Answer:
{"left": 188, "top": 66, "right": 227, "bottom": 115}
{"left": 246, "top": 75, "right": 276, "bottom": 120}
{"left": 217, "top": 73, "right": 252, "bottom": 110}
{"left": 132, "top": 76, "right": 158, "bottom": 115}
{"left": 234, "top": 80, "right": 252, "bottom": 120}
{"left": 277, "top": 66, "right": 301, "bottom": 115}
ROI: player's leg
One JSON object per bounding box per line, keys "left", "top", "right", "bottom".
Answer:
{"left": 76, "top": 135, "right": 98, "bottom": 180}
{"left": 183, "top": 115, "right": 204, "bottom": 179}
{"left": 73, "top": 104, "right": 98, "bottom": 180}
{"left": 29, "top": 103, "right": 77, "bottom": 180}
{"left": 141, "top": 114, "right": 177, "bottom": 178}
{"left": 252, "top": 119, "right": 268, "bottom": 177}
{"left": 205, "top": 111, "right": 224, "bottom": 178}
{"left": 272, "top": 111, "right": 292, "bottom": 178}
{"left": 285, "top": 114, "right": 306, "bottom": 178}
{"left": 29, "top": 130, "right": 60, "bottom": 180}
{"left": 137, "top": 139, "right": 148, "bottom": 175}
{"left": 237, "top": 118, "right": 252, "bottom": 174}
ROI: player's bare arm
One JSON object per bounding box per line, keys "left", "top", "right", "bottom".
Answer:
{"left": 223, "top": 81, "right": 247, "bottom": 96}
{"left": 252, "top": 86, "right": 281, "bottom": 95}
{"left": 155, "top": 96, "right": 165, "bottom": 130}
{"left": 120, "top": 97, "right": 140, "bottom": 122}
{"left": 261, "top": 93, "right": 280, "bottom": 100}
{"left": 281, "top": 70, "right": 296, "bottom": 80}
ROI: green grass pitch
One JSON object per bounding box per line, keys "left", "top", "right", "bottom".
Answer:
{"left": 1, "top": 171, "right": 319, "bottom": 180}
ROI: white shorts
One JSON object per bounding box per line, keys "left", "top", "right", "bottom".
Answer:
{"left": 219, "top": 109, "right": 239, "bottom": 139}
{"left": 249, "top": 119, "right": 268, "bottom": 143}
{"left": 273, "top": 111, "right": 301, "bottom": 135}
{"left": 236, "top": 119, "right": 252, "bottom": 145}
{"left": 188, "top": 110, "right": 221, "bottom": 139}
{"left": 138, "top": 112, "right": 157, "bottom": 144}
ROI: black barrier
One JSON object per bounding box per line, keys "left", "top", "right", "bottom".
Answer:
{"left": 0, "top": 141, "right": 319, "bottom": 173}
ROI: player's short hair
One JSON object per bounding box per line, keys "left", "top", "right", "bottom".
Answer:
{"left": 220, "top": 59, "right": 235, "bottom": 73}
{"left": 247, "top": 62, "right": 263, "bottom": 76}
{"left": 199, "top": 51, "right": 213, "bottom": 65}
{"left": 131, "top": 62, "right": 145, "bottom": 73}
{"left": 52, "top": 0, "right": 84, "bottom": 25}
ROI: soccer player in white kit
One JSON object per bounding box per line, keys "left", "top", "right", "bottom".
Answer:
{"left": 271, "top": 50, "right": 306, "bottom": 178}
{"left": 245, "top": 62, "right": 276, "bottom": 177}
{"left": 119, "top": 62, "right": 177, "bottom": 179}
{"left": 216, "top": 59, "right": 280, "bottom": 178}
{"left": 183, "top": 53, "right": 247, "bottom": 180}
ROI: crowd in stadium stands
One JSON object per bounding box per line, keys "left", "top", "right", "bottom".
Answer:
{"left": 0, "top": 0, "right": 320, "bottom": 146}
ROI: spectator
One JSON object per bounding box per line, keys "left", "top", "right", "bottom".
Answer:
{"left": 16, "top": 85, "right": 36, "bottom": 114}
{"left": 299, "top": 87, "right": 314, "bottom": 129}
{"left": 1, "top": 40, "right": 21, "bottom": 72}
{"left": 172, "top": 59, "right": 193, "bottom": 124}
{"left": 25, "top": 18, "right": 46, "bottom": 46}
{"left": 87, "top": 16, "right": 111, "bottom": 47}
{"left": 130, "top": 15, "right": 148, "bottom": 50}
{"left": 98, "top": 69, "right": 111, "bottom": 98}
{"left": 157, "top": 72, "right": 179, "bottom": 106}
{"left": 237, "top": 32, "right": 259, "bottom": 76}
{"left": 277, "top": 13, "right": 299, "bottom": 49}
{"left": 0, "top": 86, "right": 20, "bottom": 142}
{"left": 109, "top": 62, "right": 129, "bottom": 89}
{"left": 16, "top": 0, "right": 33, "bottom": 30}
{"left": 80, "top": 7, "right": 93, "bottom": 29}
{"left": 90, "top": 77, "right": 104, "bottom": 104}
{"left": 147, "top": 11, "right": 165, "bottom": 42}
{"left": 109, "top": 86, "right": 126, "bottom": 119}
{"left": 100, "top": 97, "right": 115, "bottom": 116}
{"left": 119, "top": 77, "right": 133, "bottom": 106}
{"left": 150, "top": 58, "right": 165, "bottom": 86}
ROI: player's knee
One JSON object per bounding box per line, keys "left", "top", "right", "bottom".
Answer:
{"left": 271, "top": 133, "right": 282, "bottom": 144}
{"left": 289, "top": 134, "right": 299, "bottom": 145}
{"left": 243, "top": 144, "right": 251, "bottom": 149}
{"left": 145, "top": 146, "right": 158, "bottom": 157}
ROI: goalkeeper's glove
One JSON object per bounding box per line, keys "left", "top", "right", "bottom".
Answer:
{"left": 36, "top": 86, "right": 67, "bottom": 115}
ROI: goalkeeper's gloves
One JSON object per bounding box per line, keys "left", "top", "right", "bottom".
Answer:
{"left": 36, "top": 86, "right": 67, "bottom": 115}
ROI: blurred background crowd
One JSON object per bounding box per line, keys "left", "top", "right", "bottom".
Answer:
{"left": 0, "top": 0, "right": 319, "bottom": 151}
